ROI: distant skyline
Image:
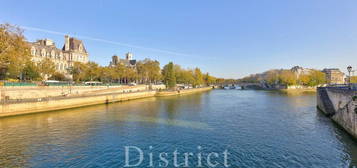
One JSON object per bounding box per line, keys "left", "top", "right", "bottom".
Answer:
{"left": 1, "top": 0, "right": 357, "bottom": 78}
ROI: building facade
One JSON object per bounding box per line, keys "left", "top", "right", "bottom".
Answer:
{"left": 29, "top": 35, "right": 89, "bottom": 74}
{"left": 322, "top": 68, "right": 345, "bottom": 84}
{"left": 109, "top": 52, "right": 136, "bottom": 67}
{"left": 291, "top": 66, "right": 312, "bottom": 78}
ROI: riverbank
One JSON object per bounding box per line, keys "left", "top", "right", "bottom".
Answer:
{"left": 0, "top": 86, "right": 212, "bottom": 118}
{"left": 155, "top": 87, "right": 212, "bottom": 97}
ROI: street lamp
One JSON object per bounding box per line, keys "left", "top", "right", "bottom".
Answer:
{"left": 347, "top": 66, "right": 352, "bottom": 88}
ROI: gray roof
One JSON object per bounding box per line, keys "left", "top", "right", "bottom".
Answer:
{"left": 62, "top": 37, "right": 88, "bottom": 53}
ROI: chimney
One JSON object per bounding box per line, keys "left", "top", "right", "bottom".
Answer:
{"left": 64, "top": 35, "right": 70, "bottom": 51}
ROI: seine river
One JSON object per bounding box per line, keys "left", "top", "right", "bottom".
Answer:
{"left": 0, "top": 90, "right": 356, "bottom": 167}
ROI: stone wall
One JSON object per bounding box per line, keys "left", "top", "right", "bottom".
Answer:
{"left": 317, "top": 87, "right": 357, "bottom": 139}
{"left": 0, "top": 85, "right": 166, "bottom": 100}
{"left": 0, "top": 85, "right": 207, "bottom": 118}
{"left": 155, "top": 87, "right": 212, "bottom": 97}
{"left": 0, "top": 91, "right": 157, "bottom": 118}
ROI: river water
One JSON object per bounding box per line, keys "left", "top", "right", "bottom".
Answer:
{"left": 0, "top": 90, "right": 356, "bottom": 167}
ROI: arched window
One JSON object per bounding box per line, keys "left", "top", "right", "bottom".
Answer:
{"left": 41, "top": 49, "right": 46, "bottom": 57}
{"left": 31, "top": 47, "right": 36, "bottom": 56}
{"left": 51, "top": 50, "right": 55, "bottom": 58}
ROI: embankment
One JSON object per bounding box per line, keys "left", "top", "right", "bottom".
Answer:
{"left": 0, "top": 86, "right": 212, "bottom": 118}
{"left": 155, "top": 87, "right": 212, "bottom": 97}
{"left": 317, "top": 87, "right": 357, "bottom": 139}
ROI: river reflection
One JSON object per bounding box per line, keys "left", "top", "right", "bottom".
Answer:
{"left": 0, "top": 90, "right": 356, "bottom": 167}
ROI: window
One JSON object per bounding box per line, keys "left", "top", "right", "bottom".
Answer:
{"left": 51, "top": 50, "right": 55, "bottom": 58}
{"left": 31, "top": 47, "right": 36, "bottom": 56}
{"left": 41, "top": 49, "right": 46, "bottom": 57}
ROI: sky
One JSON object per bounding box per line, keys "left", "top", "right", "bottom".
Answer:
{"left": 1, "top": 0, "right": 357, "bottom": 78}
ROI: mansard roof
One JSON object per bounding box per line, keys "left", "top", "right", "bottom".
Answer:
{"left": 29, "top": 41, "right": 62, "bottom": 52}
{"left": 62, "top": 37, "right": 88, "bottom": 53}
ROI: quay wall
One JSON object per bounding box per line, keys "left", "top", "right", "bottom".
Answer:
{"left": 0, "top": 85, "right": 161, "bottom": 100}
{"left": 0, "top": 91, "right": 156, "bottom": 118}
{"left": 155, "top": 87, "right": 212, "bottom": 97}
{"left": 317, "top": 87, "right": 357, "bottom": 139}
{"left": 0, "top": 86, "right": 210, "bottom": 118}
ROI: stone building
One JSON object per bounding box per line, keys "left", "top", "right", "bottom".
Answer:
{"left": 291, "top": 66, "right": 312, "bottom": 78}
{"left": 29, "top": 35, "right": 89, "bottom": 74}
{"left": 322, "top": 68, "right": 345, "bottom": 84}
{"left": 109, "top": 52, "right": 136, "bottom": 67}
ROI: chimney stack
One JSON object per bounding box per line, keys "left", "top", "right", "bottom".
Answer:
{"left": 64, "top": 35, "right": 70, "bottom": 51}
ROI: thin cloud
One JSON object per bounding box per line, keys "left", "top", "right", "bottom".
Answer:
{"left": 20, "top": 25, "right": 197, "bottom": 58}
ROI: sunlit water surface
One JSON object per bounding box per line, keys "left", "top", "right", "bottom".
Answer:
{"left": 0, "top": 90, "right": 356, "bottom": 167}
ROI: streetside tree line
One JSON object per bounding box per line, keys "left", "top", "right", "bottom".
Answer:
{"left": 238, "top": 69, "right": 326, "bottom": 87}
{"left": 0, "top": 23, "right": 235, "bottom": 88}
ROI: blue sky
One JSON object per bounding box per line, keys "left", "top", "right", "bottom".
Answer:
{"left": 1, "top": 0, "right": 357, "bottom": 78}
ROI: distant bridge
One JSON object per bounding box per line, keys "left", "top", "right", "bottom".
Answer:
{"left": 215, "top": 83, "right": 263, "bottom": 89}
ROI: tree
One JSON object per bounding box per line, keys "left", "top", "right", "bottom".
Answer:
{"left": 264, "top": 70, "right": 280, "bottom": 85}
{"left": 0, "top": 23, "right": 31, "bottom": 79}
{"left": 297, "top": 70, "right": 326, "bottom": 86}
{"left": 22, "top": 61, "right": 40, "bottom": 81}
{"left": 99, "top": 66, "right": 115, "bottom": 83}
{"left": 113, "top": 63, "right": 127, "bottom": 83}
{"left": 85, "top": 62, "right": 100, "bottom": 81}
{"left": 351, "top": 76, "right": 357, "bottom": 83}
{"left": 279, "top": 70, "right": 297, "bottom": 86}
{"left": 193, "top": 68, "right": 204, "bottom": 87}
{"left": 307, "top": 70, "right": 326, "bottom": 86}
{"left": 37, "top": 58, "right": 56, "bottom": 80}
{"left": 298, "top": 74, "right": 311, "bottom": 86}
{"left": 49, "top": 72, "right": 67, "bottom": 81}
{"left": 137, "top": 59, "right": 161, "bottom": 84}
{"left": 69, "top": 62, "right": 87, "bottom": 82}
{"left": 162, "top": 62, "right": 176, "bottom": 89}
{"left": 204, "top": 73, "right": 215, "bottom": 85}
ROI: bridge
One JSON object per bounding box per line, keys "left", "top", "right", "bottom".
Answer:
{"left": 215, "top": 83, "right": 263, "bottom": 89}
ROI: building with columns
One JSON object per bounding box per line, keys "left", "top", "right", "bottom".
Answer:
{"left": 29, "top": 35, "right": 89, "bottom": 74}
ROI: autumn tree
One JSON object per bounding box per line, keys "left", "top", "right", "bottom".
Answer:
{"left": 22, "top": 61, "right": 40, "bottom": 81}
{"left": 350, "top": 76, "right": 357, "bottom": 83}
{"left": 137, "top": 59, "right": 161, "bottom": 84}
{"left": 0, "top": 23, "right": 31, "bottom": 79}
{"left": 113, "top": 63, "right": 127, "bottom": 83}
{"left": 37, "top": 58, "right": 56, "bottom": 80}
{"left": 306, "top": 70, "right": 326, "bottom": 86}
{"left": 99, "top": 66, "right": 115, "bottom": 83}
{"left": 193, "top": 68, "right": 204, "bottom": 87}
{"left": 175, "top": 66, "right": 195, "bottom": 85}
{"left": 49, "top": 72, "right": 67, "bottom": 81}
{"left": 204, "top": 73, "right": 215, "bottom": 85}
{"left": 264, "top": 70, "right": 280, "bottom": 85}
{"left": 69, "top": 62, "right": 87, "bottom": 82}
{"left": 279, "top": 70, "right": 297, "bottom": 86}
{"left": 84, "top": 62, "right": 100, "bottom": 81}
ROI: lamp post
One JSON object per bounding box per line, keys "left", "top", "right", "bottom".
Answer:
{"left": 347, "top": 66, "right": 352, "bottom": 89}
